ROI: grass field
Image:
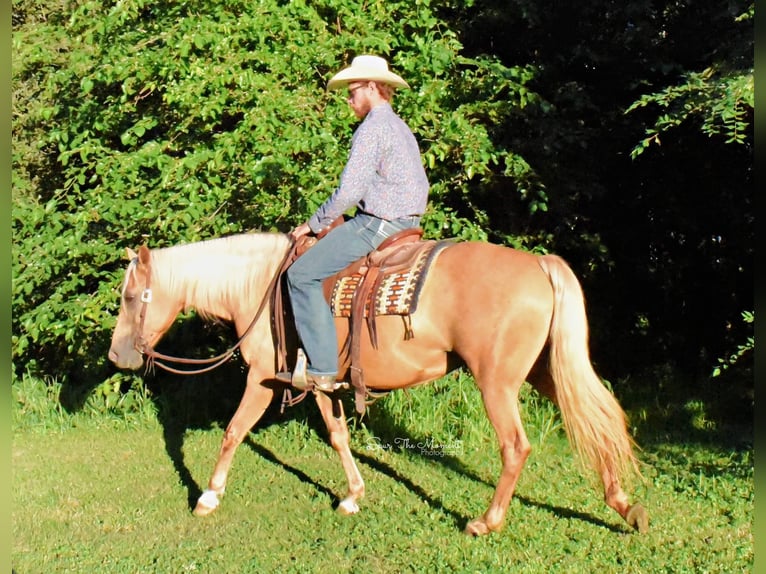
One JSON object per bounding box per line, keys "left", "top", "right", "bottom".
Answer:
{"left": 12, "top": 371, "right": 753, "bottom": 573}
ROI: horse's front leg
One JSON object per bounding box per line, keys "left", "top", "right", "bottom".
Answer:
{"left": 194, "top": 368, "right": 276, "bottom": 516}
{"left": 313, "top": 391, "right": 365, "bottom": 515}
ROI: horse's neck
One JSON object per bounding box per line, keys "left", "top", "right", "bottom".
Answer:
{"left": 153, "top": 234, "right": 290, "bottom": 321}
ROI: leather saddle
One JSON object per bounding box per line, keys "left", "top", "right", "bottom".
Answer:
{"left": 272, "top": 219, "right": 442, "bottom": 414}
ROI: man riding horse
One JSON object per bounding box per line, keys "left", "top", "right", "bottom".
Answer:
{"left": 276, "top": 55, "right": 429, "bottom": 392}
{"left": 108, "top": 54, "right": 648, "bottom": 536}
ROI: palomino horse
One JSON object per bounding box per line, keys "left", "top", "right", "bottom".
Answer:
{"left": 108, "top": 232, "right": 648, "bottom": 536}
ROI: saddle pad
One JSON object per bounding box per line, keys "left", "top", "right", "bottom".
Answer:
{"left": 330, "top": 241, "right": 449, "bottom": 318}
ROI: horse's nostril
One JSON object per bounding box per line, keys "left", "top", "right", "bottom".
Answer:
{"left": 108, "top": 349, "right": 118, "bottom": 363}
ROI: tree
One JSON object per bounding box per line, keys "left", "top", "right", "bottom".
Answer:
{"left": 440, "top": 0, "right": 753, "bottom": 380}
{"left": 12, "top": 0, "right": 539, "bottom": 388}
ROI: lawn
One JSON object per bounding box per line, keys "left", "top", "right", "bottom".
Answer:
{"left": 12, "top": 372, "right": 753, "bottom": 573}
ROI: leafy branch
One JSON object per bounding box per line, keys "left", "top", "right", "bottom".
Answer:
{"left": 626, "top": 67, "right": 753, "bottom": 159}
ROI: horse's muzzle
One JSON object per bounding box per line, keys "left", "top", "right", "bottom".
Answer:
{"left": 108, "top": 347, "right": 144, "bottom": 370}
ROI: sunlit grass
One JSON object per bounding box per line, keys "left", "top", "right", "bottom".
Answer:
{"left": 12, "top": 370, "right": 753, "bottom": 573}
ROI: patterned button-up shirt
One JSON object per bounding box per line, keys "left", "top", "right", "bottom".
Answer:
{"left": 308, "top": 103, "right": 429, "bottom": 233}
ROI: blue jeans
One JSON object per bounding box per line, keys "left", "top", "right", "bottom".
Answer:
{"left": 286, "top": 213, "right": 421, "bottom": 376}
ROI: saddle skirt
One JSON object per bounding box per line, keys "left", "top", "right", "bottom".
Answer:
{"left": 325, "top": 239, "right": 447, "bottom": 319}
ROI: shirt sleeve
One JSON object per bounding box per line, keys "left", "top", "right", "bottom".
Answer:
{"left": 308, "top": 122, "right": 381, "bottom": 232}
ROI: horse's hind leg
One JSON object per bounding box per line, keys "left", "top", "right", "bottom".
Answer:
{"left": 466, "top": 377, "right": 531, "bottom": 536}
{"left": 194, "top": 367, "right": 276, "bottom": 516}
{"left": 313, "top": 391, "right": 365, "bottom": 514}
{"left": 600, "top": 464, "right": 649, "bottom": 532}
{"left": 528, "top": 352, "right": 649, "bottom": 533}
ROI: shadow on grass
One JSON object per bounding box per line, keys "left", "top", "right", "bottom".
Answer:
{"left": 60, "top": 372, "right": 634, "bottom": 533}
{"left": 149, "top": 371, "right": 325, "bottom": 512}
{"left": 138, "top": 368, "right": 629, "bottom": 534}
{"left": 139, "top": 369, "right": 748, "bottom": 536}
{"left": 56, "top": 314, "right": 749, "bottom": 535}
{"left": 351, "top": 448, "right": 470, "bottom": 530}
{"left": 348, "top": 395, "right": 631, "bottom": 534}
{"left": 244, "top": 437, "right": 340, "bottom": 503}
{"left": 350, "top": 449, "right": 627, "bottom": 533}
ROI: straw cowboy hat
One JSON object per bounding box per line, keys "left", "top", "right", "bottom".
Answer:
{"left": 327, "top": 55, "right": 410, "bottom": 91}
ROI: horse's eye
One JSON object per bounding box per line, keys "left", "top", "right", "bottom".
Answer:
{"left": 124, "top": 294, "right": 135, "bottom": 303}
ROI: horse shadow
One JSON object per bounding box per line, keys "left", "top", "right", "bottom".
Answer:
{"left": 350, "top": 447, "right": 623, "bottom": 533}
{"left": 344, "top": 395, "right": 626, "bottom": 533}
{"left": 72, "top": 318, "right": 629, "bottom": 533}
{"left": 158, "top": 400, "right": 339, "bottom": 511}
{"left": 128, "top": 359, "right": 625, "bottom": 533}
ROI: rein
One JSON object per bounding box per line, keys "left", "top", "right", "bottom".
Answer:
{"left": 136, "top": 238, "right": 296, "bottom": 376}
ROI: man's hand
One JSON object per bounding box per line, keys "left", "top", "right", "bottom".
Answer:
{"left": 290, "top": 222, "right": 312, "bottom": 240}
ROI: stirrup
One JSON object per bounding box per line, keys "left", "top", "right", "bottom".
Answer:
{"left": 275, "top": 348, "right": 309, "bottom": 389}
{"left": 275, "top": 349, "right": 338, "bottom": 392}
{"left": 275, "top": 372, "right": 340, "bottom": 393}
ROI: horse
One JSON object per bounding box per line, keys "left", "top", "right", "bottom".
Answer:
{"left": 107, "top": 231, "right": 648, "bottom": 536}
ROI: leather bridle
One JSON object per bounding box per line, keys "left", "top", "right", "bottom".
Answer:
{"left": 130, "top": 240, "right": 296, "bottom": 376}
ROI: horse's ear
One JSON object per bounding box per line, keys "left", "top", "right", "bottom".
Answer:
{"left": 126, "top": 247, "right": 138, "bottom": 261}
{"left": 138, "top": 245, "right": 151, "bottom": 265}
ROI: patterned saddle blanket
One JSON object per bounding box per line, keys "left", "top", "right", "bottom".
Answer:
{"left": 326, "top": 240, "right": 449, "bottom": 318}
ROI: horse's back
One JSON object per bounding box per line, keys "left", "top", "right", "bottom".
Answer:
{"left": 351, "top": 241, "right": 554, "bottom": 389}
{"left": 426, "top": 241, "right": 553, "bottom": 312}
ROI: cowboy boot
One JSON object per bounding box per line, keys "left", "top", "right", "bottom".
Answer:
{"left": 276, "top": 349, "right": 337, "bottom": 392}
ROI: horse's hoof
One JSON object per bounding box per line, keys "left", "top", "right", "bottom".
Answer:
{"left": 464, "top": 519, "right": 491, "bottom": 537}
{"left": 193, "top": 489, "right": 221, "bottom": 517}
{"left": 337, "top": 498, "right": 360, "bottom": 515}
{"left": 193, "top": 502, "right": 216, "bottom": 517}
{"left": 626, "top": 503, "right": 649, "bottom": 533}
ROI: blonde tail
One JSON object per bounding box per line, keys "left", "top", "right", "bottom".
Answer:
{"left": 538, "top": 254, "right": 641, "bottom": 485}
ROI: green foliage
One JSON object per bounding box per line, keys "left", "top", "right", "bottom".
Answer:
{"left": 712, "top": 311, "right": 753, "bottom": 377}
{"left": 626, "top": 4, "right": 754, "bottom": 158}
{"left": 626, "top": 67, "right": 754, "bottom": 158}
{"left": 13, "top": 0, "right": 754, "bottom": 427}
{"left": 13, "top": 369, "right": 157, "bottom": 430}
{"left": 12, "top": 0, "right": 541, "bottom": 386}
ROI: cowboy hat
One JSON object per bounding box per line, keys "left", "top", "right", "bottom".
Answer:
{"left": 327, "top": 55, "right": 410, "bottom": 91}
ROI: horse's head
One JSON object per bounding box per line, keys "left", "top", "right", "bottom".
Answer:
{"left": 108, "top": 245, "right": 182, "bottom": 370}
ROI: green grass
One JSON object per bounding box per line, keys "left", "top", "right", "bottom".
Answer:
{"left": 12, "top": 371, "right": 753, "bottom": 573}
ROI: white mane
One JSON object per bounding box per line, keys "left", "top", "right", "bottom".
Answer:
{"left": 149, "top": 232, "right": 292, "bottom": 318}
